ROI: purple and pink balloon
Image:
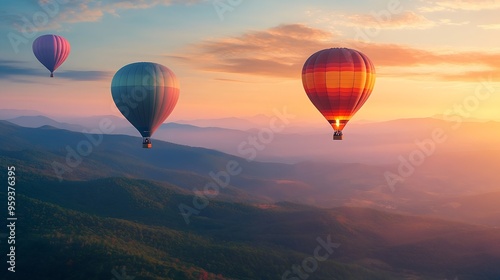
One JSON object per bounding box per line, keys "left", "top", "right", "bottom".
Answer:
{"left": 32, "top": 34, "right": 70, "bottom": 77}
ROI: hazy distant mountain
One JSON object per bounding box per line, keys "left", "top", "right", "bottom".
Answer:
{"left": 1, "top": 112, "right": 133, "bottom": 133}
{"left": 428, "top": 191, "right": 500, "bottom": 227}
{"left": 7, "top": 115, "right": 85, "bottom": 131}
{"left": 175, "top": 115, "right": 274, "bottom": 130}
{"left": 129, "top": 117, "right": 500, "bottom": 165}
{"left": 10, "top": 113, "right": 500, "bottom": 166}
{"left": 2, "top": 120, "right": 500, "bottom": 278}
{"left": 2, "top": 120, "right": 500, "bottom": 228}
{"left": 0, "top": 108, "right": 45, "bottom": 119}
{"left": 62, "top": 114, "right": 131, "bottom": 130}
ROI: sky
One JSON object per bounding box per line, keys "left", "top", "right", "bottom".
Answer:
{"left": 1, "top": 0, "right": 500, "bottom": 124}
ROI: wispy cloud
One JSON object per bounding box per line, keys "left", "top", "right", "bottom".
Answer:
{"left": 420, "top": 0, "right": 500, "bottom": 12}
{"left": 3, "top": 0, "right": 203, "bottom": 31}
{"left": 346, "top": 11, "right": 436, "bottom": 29}
{"left": 54, "top": 70, "right": 112, "bottom": 81}
{"left": 477, "top": 23, "right": 500, "bottom": 29}
{"left": 438, "top": 19, "right": 470, "bottom": 26}
{"left": 355, "top": 42, "right": 500, "bottom": 67}
{"left": 353, "top": 41, "right": 500, "bottom": 81}
{"left": 168, "top": 24, "right": 333, "bottom": 79}
{"left": 0, "top": 60, "right": 43, "bottom": 77}
{"left": 213, "top": 78, "right": 253, "bottom": 83}
{"left": 0, "top": 59, "right": 111, "bottom": 81}
{"left": 170, "top": 24, "right": 500, "bottom": 82}
{"left": 306, "top": 9, "right": 438, "bottom": 30}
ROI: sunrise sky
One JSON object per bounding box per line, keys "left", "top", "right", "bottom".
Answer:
{"left": 1, "top": 0, "right": 500, "bottom": 123}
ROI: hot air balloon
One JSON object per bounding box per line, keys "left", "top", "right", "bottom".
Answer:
{"left": 111, "top": 62, "right": 180, "bottom": 148}
{"left": 32, "top": 34, "right": 70, "bottom": 77}
{"left": 302, "top": 48, "right": 375, "bottom": 140}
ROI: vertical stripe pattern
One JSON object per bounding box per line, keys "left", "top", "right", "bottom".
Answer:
{"left": 111, "top": 62, "right": 180, "bottom": 138}
{"left": 302, "top": 48, "right": 375, "bottom": 132}
{"left": 32, "top": 34, "right": 71, "bottom": 77}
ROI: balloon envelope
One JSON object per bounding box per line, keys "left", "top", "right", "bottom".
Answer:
{"left": 302, "top": 48, "right": 375, "bottom": 138}
{"left": 111, "top": 62, "right": 180, "bottom": 147}
{"left": 32, "top": 34, "right": 70, "bottom": 77}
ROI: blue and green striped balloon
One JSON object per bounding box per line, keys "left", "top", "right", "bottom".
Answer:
{"left": 111, "top": 62, "right": 180, "bottom": 148}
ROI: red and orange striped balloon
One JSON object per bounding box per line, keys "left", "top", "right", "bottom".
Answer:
{"left": 302, "top": 48, "right": 375, "bottom": 140}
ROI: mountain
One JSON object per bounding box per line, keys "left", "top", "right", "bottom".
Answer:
{"left": 2, "top": 120, "right": 500, "bottom": 227}
{"left": 174, "top": 115, "right": 273, "bottom": 130}
{"left": 0, "top": 120, "right": 370, "bottom": 196}
{"left": 62, "top": 115, "right": 132, "bottom": 130}
{"left": 125, "top": 117, "right": 500, "bottom": 165}
{"left": 0, "top": 109, "right": 45, "bottom": 119}
{"left": 8, "top": 114, "right": 500, "bottom": 165}
{"left": 0, "top": 190, "right": 394, "bottom": 280}
{"left": 429, "top": 191, "right": 500, "bottom": 226}
{"left": 6, "top": 115, "right": 85, "bottom": 131}
{"left": 2, "top": 175, "right": 500, "bottom": 279}
{"left": 151, "top": 122, "right": 254, "bottom": 155}
{"left": 1, "top": 120, "right": 500, "bottom": 278}
{"left": 159, "top": 117, "right": 500, "bottom": 164}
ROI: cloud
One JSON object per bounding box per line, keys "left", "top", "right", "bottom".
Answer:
{"left": 0, "top": 60, "right": 43, "bottom": 77}
{"left": 0, "top": 59, "right": 111, "bottom": 81}
{"left": 53, "top": 0, "right": 201, "bottom": 24}
{"left": 420, "top": 0, "right": 500, "bottom": 12}
{"left": 168, "top": 24, "right": 333, "bottom": 79}
{"left": 53, "top": 70, "right": 111, "bottom": 81}
{"left": 351, "top": 41, "right": 500, "bottom": 81}
{"left": 306, "top": 8, "right": 438, "bottom": 30}
{"left": 0, "top": 10, "right": 21, "bottom": 26}
{"left": 170, "top": 24, "right": 500, "bottom": 82}
{"left": 213, "top": 78, "right": 253, "bottom": 83}
{"left": 346, "top": 11, "right": 436, "bottom": 30}
{"left": 353, "top": 42, "right": 500, "bottom": 67}
{"left": 3, "top": 0, "right": 203, "bottom": 32}
{"left": 311, "top": 9, "right": 471, "bottom": 30}
{"left": 308, "top": 9, "right": 473, "bottom": 30}
{"left": 477, "top": 23, "right": 500, "bottom": 29}
{"left": 438, "top": 19, "right": 470, "bottom": 26}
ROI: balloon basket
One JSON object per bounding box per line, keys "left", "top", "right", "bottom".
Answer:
{"left": 142, "top": 137, "right": 152, "bottom": 148}
{"left": 333, "top": 135, "right": 343, "bottom": 140}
